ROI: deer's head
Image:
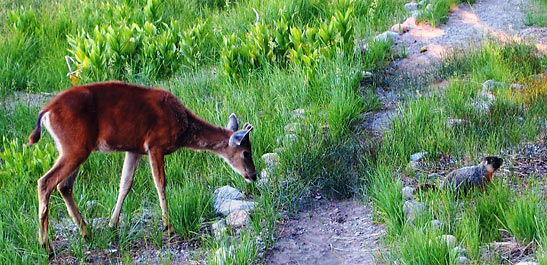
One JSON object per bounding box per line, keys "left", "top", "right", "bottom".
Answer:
{"left": 223, "top": 113, "right": 256, "bottom": 182}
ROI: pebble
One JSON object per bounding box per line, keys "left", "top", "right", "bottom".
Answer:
{"left": 431, "top": 219, "right": 442, "bottom": 229}
{"left": 284, "top": 123, "right": 304, "bottom": 134}
{"left": 277, "top": 134, "right": 297, "bottom": 147}
{"left": 403, "top": 200, "right": 425, "bottom": 222}
{"left": 374, "top": 31, "right": 400, "bottom": 43}
{"left": 514, "top": 262, "right": 539, "bottom": 265}
{"left": 427, "top": 173, "right": 440, "bottom": 180}
{"left": 86, "top": 200, "right": 100, "bottom": 211}
{"left": 212, "top": 219, "right": 227, "bottom": 239}
{"left": 411, "top": 152, "right": 428, "bottom": 162}
{"left": 447, "top": 118, "right": 466, "bottom": 127}
{"left": 402, "top": 186, "right": 415, "bottom": 201}
{"left": 452, "top": 246, "right": 467, "bottom": 256}
{"left": 215, "top": 200, "right": 257, "bottom": 216}
{"left": 293, "top": 108, "right": 307, "bottom": 119}
{"left": 457, "top": 256, "right": 470, "bottom": 265}
{"left": 214, "top": 186, "right": 243, "bottom": 202}
{"left": 226, "top": 209, "right": 249, "bottom": 228}
{"left": 261, "top": 153, "right": 280, "bottom": 168}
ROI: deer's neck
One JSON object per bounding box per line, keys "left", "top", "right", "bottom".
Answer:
{"left": 182, "top": 114, "right": 230, "bottom": 154}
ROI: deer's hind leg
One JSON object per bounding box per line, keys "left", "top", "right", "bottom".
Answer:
{"left": 57, "top": 167, "right": 88, "bottom": 237}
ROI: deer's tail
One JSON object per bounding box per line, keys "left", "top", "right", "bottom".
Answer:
{"left": 27, "top": 111, "right": 44, "bottom": 146}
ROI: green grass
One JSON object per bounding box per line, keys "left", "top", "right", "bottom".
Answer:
{"left": 525, "top": 0, "right": 547, "bottom": 27}
{"left": 364, "top": 40, "right": 547, "bottom": 264}
{"left": 415, "top": 0, "right": 475, "bottom": 27}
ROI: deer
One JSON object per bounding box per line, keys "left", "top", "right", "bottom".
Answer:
{"left": 26, "top": 81, "right": 256, "bottom": 251}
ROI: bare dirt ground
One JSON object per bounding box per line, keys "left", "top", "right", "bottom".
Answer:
{"left": 266, "top": 200, "right": 384, "bottom": 265}
{"left": 267, "top": 0, "right": 546, "bottom": 264}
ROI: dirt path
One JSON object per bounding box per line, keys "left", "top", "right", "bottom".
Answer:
{"left": 267, "top": 0, "right": 545, "bottom": 264}
{"left": 266, "top": 200, "right": 384, "bottom": 265}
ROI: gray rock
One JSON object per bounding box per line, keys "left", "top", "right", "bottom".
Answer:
{"left": 284, "top": 123, "right": 304, "bottom": 133}
{"left": 436, "top": 234, "right": 458, "bottom": 247}
{"left": 214, "top": 186, "right": 243, "bottom": 202}
{"left": 215, "top": 200, "right": 257, "bottom": 216}
{"left": 510, "top": 83, "right": 524, "bottom": 89}
{"left": 362, "top": 71, "right": 373, "bottom": 79}
{"left": 452, "top": 246, "right": 468, "bottom": 256}
{"left": 431, "top": 219, "right": 442, "bottom": 229}
{"left": 482, "top": 80, "right": 503, "bottom": 92}
{"left": 86, "top": 200, "right": 100, "bottom": 211}
{"left": 514, "top": 262, "right": 539, "bottom": 265}
{"left": 427, "top": 173, "right": 440, "bottom": 180}
{"left": 277, "top": 134, "right": 297, "bottom": 147}
{"left": 477, "top": 91, "right": 495, "bottom": 101}
{"left": 258, "top": 168, "right": 272, "bottom": 187}
{"left": 402, "top": 186, "right": 415, "bottom": 201}
{"left": 447, "top": 118, "right": 466, "bottom": 127}
{"left": 470, "top": 101, "right": 493, "bottom": 113}
{"left": 261, "top": 153, "right": 280, "bottom": 169}
{"left": 212, "top": 219, "right": 227, "bottom": 240}
{"left": 403, "top": 200, "right": 425, "bottom": 222}
{"left": 293, "top": 108, "right": 307, "bottom": 119}
{"left": 409, "top": 161, "right": 420, "bottom": 171}
{"left": 457, "top": 256, "right": 470, "bottom": 265}
{"left": 225, "top": 209, "right": 249, "bottom": 228}
{"left": 90, "top": 217, "right": 108, "bottom": 227}
{"left": 411, "top": 152, "right": 428, "bottom": 162}
{"left": 374, "top": 31, "right": 400, "bottom": 43}
{"left": 404, "top": 2, "right": 421, "bottom": 11}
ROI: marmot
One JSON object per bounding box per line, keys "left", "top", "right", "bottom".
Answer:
{"left": 418, "top": 156, "right": 503, "bottom": 194}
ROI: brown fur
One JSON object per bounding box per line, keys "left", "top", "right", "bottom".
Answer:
{"left": 28, "top": 81, "right": 256, "bottom": 250}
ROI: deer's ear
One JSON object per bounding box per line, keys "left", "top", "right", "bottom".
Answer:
{"left": 229, "top": 129, "right": 251, "bottom": 146}
{"left": 226, "top": 113, "right": 239, "bottom": 131}
{"left": 242, "top": 122, "right": 253, "bottom": 131}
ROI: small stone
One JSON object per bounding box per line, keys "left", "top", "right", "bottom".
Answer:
{"left": 470, "top": 101, "right": 493, "bottom": 113}
{"left": 514, "top": 262, "right": 539, "bottom": 265}
{"left": 411, "top": 152, "right": 428, "bottom": 162}
{"left": 277, "top": 134, "right": 297, "bottom": 147}
{"left": 212, "top": 219, "right": 227, "bottom": 239}
{"left": 214, "top": 245, "right": 235, "bottom": 263}
{"left": 477, "top": 91, "right": 495, "bottom": 101}
{"left": 86, "top": 200, "right": 100, "bottom": 211}
{"left": 284, "top": 123, "right": 304, "bottom": 133}
{"left": 457, "top": 256, "right": 470, "bottom": 265}
{"left": 409, "top": 161, "right": 420, "bottom": 171}
{"left": 293, "top": 108, "right": 307, "bottom": 119}
{"left": 214, "top": 186, "right": 243, "bottom": 202}
{"left": 426, "top": 3, "right": 432, "bottom": 9}
{"left": 427, "top": 173, "right": 440, "bottom": 180}
{"left": 226, "top": 210, "right": 249, "bottom": 228}
{"left": 402, "top": 186, "right": 415, "bottom": 201}
{"left": 362, "top": 71, "right": 373, "bottom": 79}
{"left": 435, "top": 234, "right": 458, "bottom": 247}
{"left": 374, "top": 31, "right": 400, "bottom": 43}
{"left": 452, "top": 246, "right": 467, "bottom": 256}
{"left": 258, "top": 168, "right": 272, "bottom": 187}
{"left": 510, "top": 83, "right": 524, "bottom": 89}
{"left": 90, "top": 217, "right": 108, "bottom": 227}
{"left": 403, "top": 200, "right": 425, "bottom": 222}
{"left": 420, "top": 46, "right": 427, "bottom": 53}
{"left": 447, "top": 118, "right": 466, "bottom": 127}
{"left": 404, "top": 2, "right": 421, "bottom": 11}
{"left": 215, "top": 200, "right": 257, "bottom": 216}
{"left": 261, "top": 153, "right": 280, "bottom": 168}
{"left": 431, "top": 219, "right": 442, "bottom": 229}
{"left": 482, "top": 80, "right": 504, "bottom": 92}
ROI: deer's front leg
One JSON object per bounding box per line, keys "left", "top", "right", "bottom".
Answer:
{"left": 147, "top": 149, "right": 173, "bottom": 233}
{"left": 109, "top": 152, "right": 141, "bottom": 228}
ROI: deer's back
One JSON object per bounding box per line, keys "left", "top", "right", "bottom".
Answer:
{"left": 43, "top": 81, "right": 189, "bottom": 153}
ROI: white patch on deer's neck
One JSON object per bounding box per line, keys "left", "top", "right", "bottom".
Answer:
{"left": 42, "top": 112, "right": 63, "bottom": 157}
{"left": 219, "top": 154, "right": 244, "bottom": 176}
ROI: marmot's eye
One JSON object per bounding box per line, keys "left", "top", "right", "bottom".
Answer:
{"left": 243, "top": 151, "right": 250, "bottom": 158}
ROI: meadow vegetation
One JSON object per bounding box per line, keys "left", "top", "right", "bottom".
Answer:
{"left": 0, "top": 0, "right": 545, "bottom": 264}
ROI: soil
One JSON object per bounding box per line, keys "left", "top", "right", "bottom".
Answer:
{"left": 266, "top": 199, "right": 384, "bottom": 265}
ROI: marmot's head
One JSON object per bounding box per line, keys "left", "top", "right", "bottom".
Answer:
{"left": 481, "top": 156, "right": 503, "bottom": 173}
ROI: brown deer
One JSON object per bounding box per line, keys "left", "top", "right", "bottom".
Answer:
{"left": 26, "top": 81, "right": 256, "bottom": 250}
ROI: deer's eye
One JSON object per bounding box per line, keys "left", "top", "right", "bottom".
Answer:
{"left": 243, "top": 151, "right": 251, "bottom": 158}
